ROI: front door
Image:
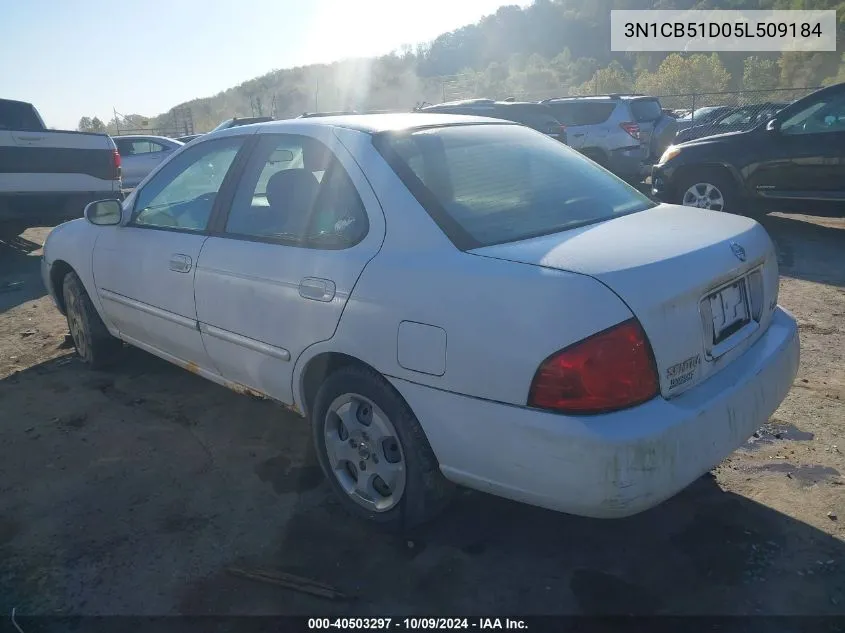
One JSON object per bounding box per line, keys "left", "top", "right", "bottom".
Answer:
{"left": 750, "top": 88, "right": 845, "bottom": 201}
{"left": 194, "top": 128, "right": 384, "bottom": 404}
{"left": 93, "top": 135, "right": 248, "bottom": 369}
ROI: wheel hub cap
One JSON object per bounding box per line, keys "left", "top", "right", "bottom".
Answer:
{"left": 324, "top": 394, "right": 406, "bottom": 512}
{"left": 683, "top": 182, "right": 724, "bottom": 212}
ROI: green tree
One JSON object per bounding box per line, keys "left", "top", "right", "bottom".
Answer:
{"left": 742, "top": 56, "right": 779, "bottom": 91}
{"left": 822, "top": 53, "right": 845, "bottom": 86}
{"left": 77, "top": 116, "right": 93, "bottom": 132}
{"left": 636, "top": 53, "right": 730, "bottom": 96}
{"left": 89, "top": 117, "right": 107, "bottom": 133}
{"left": 576, "top": 61, "right": 633, "bottom": 95}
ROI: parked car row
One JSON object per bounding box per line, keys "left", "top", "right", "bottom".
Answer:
{"left": 415, "top": 94, "right": 676, "bottom": 182}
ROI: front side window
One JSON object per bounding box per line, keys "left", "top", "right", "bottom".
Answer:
{"left": 132, "top": 137, "right": 244, "bottom": 231}
{"left": 780, "top": 92, "right": 845, "bottom": 136}
{"left": 223, "top": 134, "right": 367, "bottom": 248}
{"left": 715, "top": 107, "right": 757, "bottom": 127}
{"left": 376, "top": 123, "right": 654, "bottom": 248}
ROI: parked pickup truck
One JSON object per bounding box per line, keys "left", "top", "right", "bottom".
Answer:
{"left": 0, "top": 98, "right": 121, "bottom": 226}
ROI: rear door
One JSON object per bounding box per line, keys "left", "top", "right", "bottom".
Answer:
{"left": 193, "top": 126, "right": 385, "bottom": 405}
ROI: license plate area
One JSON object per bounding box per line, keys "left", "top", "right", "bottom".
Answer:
{"left": 700, "top": 276, "right": 757, "bottom": 359}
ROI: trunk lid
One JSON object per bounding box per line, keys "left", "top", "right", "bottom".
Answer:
{"left": 470, "top": 204, "right": 780, "bottom": 398}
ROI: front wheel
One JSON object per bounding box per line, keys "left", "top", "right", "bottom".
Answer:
{"left": 62, "top": 272, "right": 121, "bottom": 369}
{"left": 311, "top": 365, "right": 454, "bottom": 530}
{"left": 675, "top": 169, "right": 737, "bottom": 214}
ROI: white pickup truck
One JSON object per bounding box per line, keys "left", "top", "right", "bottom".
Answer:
{"left": 0, "top": 98, "right": 122, "bottom": 226}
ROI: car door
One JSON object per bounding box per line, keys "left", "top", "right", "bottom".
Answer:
{"left": 193, "top": 127, "right": 385, "bottom": 405}
{"left": 748, "top": 89, "right": 845, "bottom": 201}
{"left": 93, "top": 135, "right": 249, "bottom": 369}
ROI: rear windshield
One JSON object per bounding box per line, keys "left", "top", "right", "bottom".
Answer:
{"left": 374, "top": 124, "right": 654, "bottom": 248}
{"left": 545, "top": 101, "right": 616, "bottom": 126}
{"left": 0, "top": 100, "right": 44, "bottom": 131}
{"left": 630, "top": 99, "right": 662, "bottom": 122}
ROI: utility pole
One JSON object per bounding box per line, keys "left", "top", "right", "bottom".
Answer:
{"left": 113, "top": 107, "right": 121, "bottom": 135}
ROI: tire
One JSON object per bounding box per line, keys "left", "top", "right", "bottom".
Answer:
{"left": 311, "top": 364, "right": 454, "bottom": 530}
{"left": 62, "top": 271, "right": 121, "bottom": 369}
{"left": 674, "top": 168, "right": 738, "bottom": 214}
{"left": 581, "top": 149, "right": 608, "bottom": 170}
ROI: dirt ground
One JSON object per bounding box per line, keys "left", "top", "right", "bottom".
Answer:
{"left": 1, "top": 212, "right": 844, "bottom": 619}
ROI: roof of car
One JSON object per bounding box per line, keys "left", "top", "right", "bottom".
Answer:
{"left": 543, "top": 94, "right": 654, "bottom": 103}
{"left": 249, "top": 112, "right": 518, "bottom": 134}
{"left": 112, "top": 134, "right": 183, "bottom": 142}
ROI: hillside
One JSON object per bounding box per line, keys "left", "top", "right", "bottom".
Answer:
{"left": 81, "top": 0, "right": 845, "bottom": 134}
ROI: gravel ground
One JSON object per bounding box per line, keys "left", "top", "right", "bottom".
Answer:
{"left": 0, "top": 212, "right": 843, "bottom": 619}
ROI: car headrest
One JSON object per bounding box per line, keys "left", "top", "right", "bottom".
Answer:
{"left": 265, "top": 169, "right": 320, "bottom": 218}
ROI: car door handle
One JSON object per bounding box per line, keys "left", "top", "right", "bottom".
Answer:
{"left": 572, "top": 133, "right": 585, "bottom": 137}
{"left": 299, "top": 277, "right": 336, "bottom": 302}
{"left": 169, "top": 254, "right": 192, "bottom": 273}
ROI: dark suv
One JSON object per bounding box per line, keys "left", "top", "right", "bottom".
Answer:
{"left": 652, "top": 82, "right": 845, "bottom": 215}
{"left": 419, "top": 100, "right": 566, "bottom": 144}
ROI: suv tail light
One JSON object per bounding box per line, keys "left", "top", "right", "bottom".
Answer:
{"left": 619, "top": 122, "right": 640, "bottom": 140}
{"left": 112, "top": 149, "right": 122, "bottom": 180}
{"left": 528, "top": 319, "right": 659, "bottom": 415}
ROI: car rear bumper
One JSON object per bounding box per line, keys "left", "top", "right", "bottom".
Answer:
{"left": 390, "top": 307, "right": 799, "bottom": 518}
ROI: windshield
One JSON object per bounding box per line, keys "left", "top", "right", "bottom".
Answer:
{"left": 375, "top": 123, "right": 654, "bottom": 248}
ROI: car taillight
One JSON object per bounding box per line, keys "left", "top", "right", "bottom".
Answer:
{"left": 528, "top": 319, "right": 659, "bottom": 415}
{"left": 620, "top": 122, "right": 640, "bottom": 140}
{"left": 112, "top": 149, "right": 121, "bottom": 179}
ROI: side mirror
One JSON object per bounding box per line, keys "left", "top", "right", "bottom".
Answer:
{"left": 84, "top": 199, "right": 122, "bottom": 226}
{"left": 766, "top": 118, "right": 781, "bottom": 133}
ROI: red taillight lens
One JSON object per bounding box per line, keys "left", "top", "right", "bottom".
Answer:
{"left": 112, "top": 149, "right": 122, "bottom": 179}
{"left": 620, "top": 122, "right": 640, "bottom": 140}
{"left": 528, "top": 319, "right": 659, "bottom": 415}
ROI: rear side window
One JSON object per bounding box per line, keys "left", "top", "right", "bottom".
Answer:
{"left": 0, "top": 100, "right": 44, "bottom": 131}
{"left": 546, "top": 102, "right": 616, "bottom": 126}
{"left": 630, "top": 99, "right": 662, "bottom": 122}
{"left": 376, "top": 124, "right": 654, "bottom": 249}
{"left": 223, "top": 134, "right": 368, "bottom": 249}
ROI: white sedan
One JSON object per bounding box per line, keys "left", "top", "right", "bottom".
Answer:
{"left": 41, "top": 114, "right": 800, "bottom": 528}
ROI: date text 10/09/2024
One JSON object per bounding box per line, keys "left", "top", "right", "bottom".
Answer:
{"left": 307, "top": 618, "right": 528, "bottom": 630}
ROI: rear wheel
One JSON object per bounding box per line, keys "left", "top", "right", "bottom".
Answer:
{"left": 581, "top": 149, "right": 608, "bottom": 170}
{"left": 311, "top": 365, "right": 454, "bottom": 530}
{"left": 62, "top": 272, "right": 121, "bottom": 369}
{"left": 675, "top": 169, "right": 737, "bottom": 214}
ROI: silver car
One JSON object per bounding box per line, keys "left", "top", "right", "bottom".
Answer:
{"left": 113, "top": 135, "right": 183, "bottom": 188}
{"left": 542, "top": 95, "right": 678, "bottom": 180}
